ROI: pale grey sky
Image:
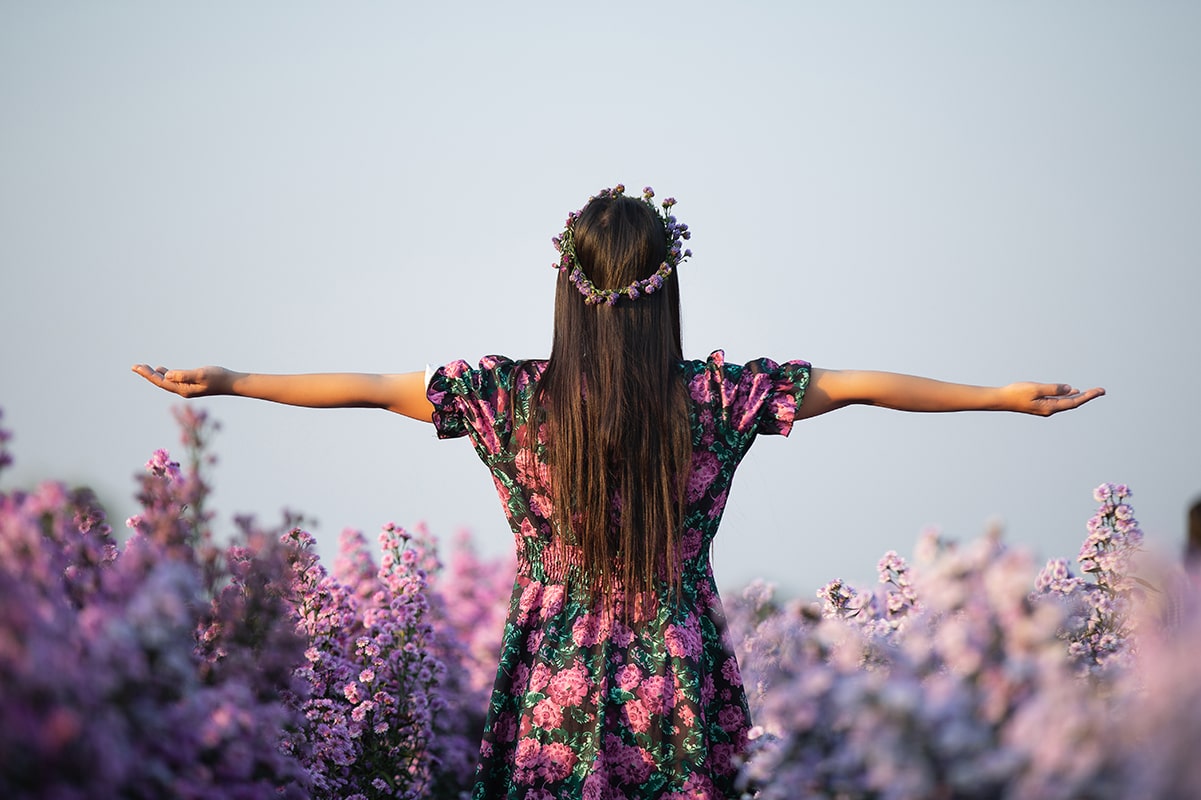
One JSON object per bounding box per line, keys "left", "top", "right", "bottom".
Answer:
{"left": 2, "top": 2, "right": 1198, "bottom": 595}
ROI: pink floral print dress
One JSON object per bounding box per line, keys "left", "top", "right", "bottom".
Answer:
{"left": 427, "top": 350, "right": 810, "bottom": 800}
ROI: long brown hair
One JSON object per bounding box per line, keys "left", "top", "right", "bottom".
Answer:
{"left": 532, "top": 193, "right": 692, "bottom": 612}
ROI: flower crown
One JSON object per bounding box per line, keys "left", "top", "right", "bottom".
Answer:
{"left": 551, "top": 184, "right": 692, "bottom": 306}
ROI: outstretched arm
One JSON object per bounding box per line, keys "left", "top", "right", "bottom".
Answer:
{"left": 131, "top": 364, "right": 435, "bottom": 422}
{"left": 797, "top": 368, "right": 1104, "bottom": 419}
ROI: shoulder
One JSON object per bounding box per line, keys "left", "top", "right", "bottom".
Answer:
{"left": 429, "top": 355, "right": 548, "bottom": 397}
{"left": 426, "top": 356, "right": 547, "bottom": 438}
{"left": 680, "top": 350, "right": 811, "bottom": 437}
{"left": 679, "top": 350, "right": 808, "bottom": 380}
{"left": 436, "top": 355, "right": 547, "bottom": 375}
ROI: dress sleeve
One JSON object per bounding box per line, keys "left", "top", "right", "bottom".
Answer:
{"left": 425, "top": 356, "right": 521, "bottom": 456}
{"left": 690, "top": 350, "right": 811, "bottom": 438}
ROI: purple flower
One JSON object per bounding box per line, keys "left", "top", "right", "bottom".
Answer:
{"left": 737, "top": 484, "right": 1160, "bottom": 799}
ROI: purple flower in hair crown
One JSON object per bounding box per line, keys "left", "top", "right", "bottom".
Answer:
{"left": 551, "top": 184, "right": 693, "bottom": 306}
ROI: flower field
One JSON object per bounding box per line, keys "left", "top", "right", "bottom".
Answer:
{"left": 1, "top": 406, "right": 1198, "bottom": 799}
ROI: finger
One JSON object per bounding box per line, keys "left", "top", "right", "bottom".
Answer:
{"left": 164, "top": 369, "right": 194, "bottom": 384}
{"left": 131, "top": 364, "right": 163, "bottom": 385}
{"left": 1062, "top": 387, "right": 1104, "bottom": 403}
{"left": 1037, "top": 383, "right": 1103, "bottom": 400}
{"left": 1046, "top": 387, "right": 1105, "bottom": 414}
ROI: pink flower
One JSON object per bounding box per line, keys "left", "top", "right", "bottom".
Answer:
{"left": 681, "top": 772, "right": 718, "bottom": 799}
{"left": 492, "top": 711, "right": 517, "bottom": 743}
{"left": 720, "top": 655, "right": 741, "bottom": 684}
{"left": 542, "top": 741, "right": 577, "bottom": 782}
{"left": 665, "top": 620, "right": 702, "bottom": 658}
{"left": 616, "top": 664, "right": 643, "bottom": 692}
{"left": 623, "top": 698, "right": 653, "bottom": 733}
{"left": 717, "top": 703, "right": 747, "bottom": 733}
{"left": 549, "top": 662, "right": 589, "bottom": 707}
{"left": 642, "top": 676, "right": 678, "bottom": 715}
{"left": 351, "top": 699, "right": 376, "bottom": 722}
{"left": 511, "top": 663, "right": 530, "bottom": 693}
{"left": 662, "top": 772, "right": 719, "bottom": 800}
{"left": 518, "top": 580, "right": 544, "bottom": 623}
{"left": 606, "top": 736, "right": 653, "bottom": 785}
{"left": 514, "top": 737, "right": 544, "bottom": 769}
{"left": 572, "top": 612, "right": 612, "bottom": 647}
{"left": 515, "top": 447, "right": 552, "bottom": 487}
{"left": 532, "top": 698, "right": 562, "bottom": 729}
{"left": 530, "top": 663, "right": 552, "bottom": 693}
{"left": 710, "top": 742, "right": 740, "bottom": 776}
{"left": 493, "top": 475, "right": 511, "bottom": 505}
{"left": 680, "top": 529, "right": 704, "bottom": 560}
{"left": 582, "top": 769, "right": 610, "bottom": 800}
{"left": 527, "top": 628, "right": 545, "bottom": 653}
{"left": 145, "top": 448, "right": 182, "bottom": 481}
{"left": 541, "top": 585, "right": 566, "bottom": 618}
{"left": 686, "top": 452, "right": 721, "bottom": 503}
{"left": 530, "top": 493, "right": 554, "bottom": 519}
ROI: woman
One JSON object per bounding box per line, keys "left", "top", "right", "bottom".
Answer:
{"left": 134, "top": 184, "right": 1103, "bottom": 799}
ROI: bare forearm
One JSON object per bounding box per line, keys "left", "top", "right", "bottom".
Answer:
{"left": 801, "top": 368, "right": 1104, "bottom": 418}
{"left": 225, "top": 371, "right": 393, "bottom": 408}
{"left": 829, "top": 370, "right": 1007, "bottom": 413}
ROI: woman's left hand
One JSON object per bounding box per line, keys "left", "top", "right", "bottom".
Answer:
{"left": 1002, "top": 382, "right": 1106, "bottom": 416}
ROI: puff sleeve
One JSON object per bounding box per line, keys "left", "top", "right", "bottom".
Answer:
{"left": 426, "top": 356, "right": 528, "bottom": 458}
{"left": 686, "top": 350, "right": 811, "bottom": 440}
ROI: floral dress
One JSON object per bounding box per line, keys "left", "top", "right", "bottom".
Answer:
{"left": 427, "top": 350, "right": 810, "bottom": 800}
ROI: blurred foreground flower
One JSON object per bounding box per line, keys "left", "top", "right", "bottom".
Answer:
{"left": 0, "top": 408, "right": 311, "bottom": 799}
{"left": 732, "top": 485, "right": 1200, "bottom": 800}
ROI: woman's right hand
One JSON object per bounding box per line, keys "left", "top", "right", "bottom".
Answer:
{"left": 131, "top": 364, "right": 235, "bottom": 398}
